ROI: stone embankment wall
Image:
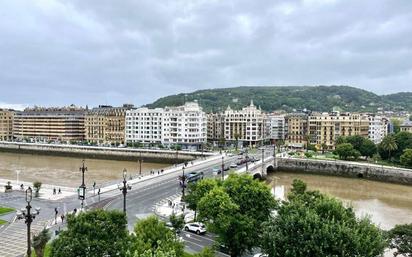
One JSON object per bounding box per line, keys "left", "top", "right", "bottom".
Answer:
{"left": 276, "top": 157, "right": 412, "bottom": 185}
{"left": 0, "top": 142, "right": 215, "bottom": 163}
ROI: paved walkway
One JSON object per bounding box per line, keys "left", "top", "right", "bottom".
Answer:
{"left": 154, "top": 194, "right": 195, "bottom": 222}
{"left": 0, "top": 219, "right": 47, "bottom": 257}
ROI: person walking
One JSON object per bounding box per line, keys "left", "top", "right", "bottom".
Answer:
{"left": 54, "top": 208, "right": 58, "bottom": 224}
{"left": 61, "top": 214, "right": 65, "bottom": 224}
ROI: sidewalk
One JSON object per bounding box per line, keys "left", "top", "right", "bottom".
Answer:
{"left": 0, "top": 179, "right": 76, "bottom": 201}
{"left": 154, "top": 194, "right": 195, "bottom": 223}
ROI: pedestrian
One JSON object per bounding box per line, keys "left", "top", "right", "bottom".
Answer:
{"left": 53, "top": 188, "right": 56, "bottom": 195}
{"left": 61, "top": 214, "right": 65, "bottom": 223}
{"left": 73, "top": 208, "right": 77, "bottom": 215}
{"left": 161, "top": 169, "right": 164, "bottom": 174}
{"left": 58, "top": 188, "right": 62, "bottom": 194}
{"left": 157, "top": 170, "right": 160, "bottom": 175}
{"left": 54, "top": 208, "right": 58, "bottom": 224}
{"left": 20, "top": 184, "right": 24, "bottom": 190}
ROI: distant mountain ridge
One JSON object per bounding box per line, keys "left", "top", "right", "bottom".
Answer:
{"left": 146, "top": 86, "right": 412, "bottom": 113}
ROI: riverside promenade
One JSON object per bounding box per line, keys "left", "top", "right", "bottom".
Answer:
{"left": 0, "top": 141, "right": 214, "bottom": 163}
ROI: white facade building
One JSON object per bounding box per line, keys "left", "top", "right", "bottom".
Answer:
{"left": 125, "top": 102, "right": 207, "bottom": 149}
{"left": 266, "top": 114, "right": 286, "bottom": 142}
{"left": 368, "top": 115, "right": 389, "bottom": 144}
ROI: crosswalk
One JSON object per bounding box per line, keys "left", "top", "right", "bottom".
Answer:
{"left": 0, "top": 219, "right": 47, "bottom": 257}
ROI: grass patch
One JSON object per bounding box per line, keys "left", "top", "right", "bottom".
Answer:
{"left": 0, "top": 206, "right": 15, "bottom": 215}
{"left": 0, "top": 219, "right": 7, "bottom": 225}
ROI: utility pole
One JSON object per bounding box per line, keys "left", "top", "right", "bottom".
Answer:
{"left": 221, "top": 156, "right": 225, "bottom": 180}
{"left": 261, "top": 147, "right": 265, "bottom": 175}
{"left": 78, "top": 160, "right": 87, "bottom": 210}
{"left": 181, "top": 167, "right": 186, "bottom": 199}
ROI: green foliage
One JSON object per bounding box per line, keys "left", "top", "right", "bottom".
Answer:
{"left": 194, "top": 174, "right": 277, "bottom": 257}
{"left": 391, "top": 118, "right": 401, "bottom": 133}
{"left": 359, "top": 138, "right": 377, "bottom": 159}
{"left": 169, "top": 214, "right": 185, "bottom": 234}
{"left": 400, "top": 149, "right": 412, "bottom": 168}
{"left": 192, "top": 248, "right": 215, "bottom": 257}
{"left": 388, "top": 223, "right": 412, "bottom": 257}
{"left": 146, "top": 86, "right": 412, "bottom": 113}
{"left": 132, "top": 216, "right": 184, "bottom": 257}
{"left": 32, "top": 228, "right": 51, "bottom": 257}
{"left": 261, "top": 180, "right": 387, "bottom": 257}
{"left": 33, "top": 181, "right": 42, "bottom": 197}
{"left": 306, "top": 144, "right": 317, "bottom": 152}
{"left": 0, "top": 206, "right": 15, "bottom": 215}
{"left": 304, "top": 152, "right": 313, "bottom": 158}
{"left": 50, "top": 209, "right": 130, "bottom": 257}
{"left": 378, "top": 132, "right": 412, "bottom": 162}
{"left": 334, "top": 143, "right": 360, "bottom": 160}
{"left": 185, "top": 179, "right": 219, "bottom": 217}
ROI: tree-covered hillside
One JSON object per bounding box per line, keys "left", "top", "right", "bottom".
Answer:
{"left": 146, "top": 86, "right": 412, "bottom": 113}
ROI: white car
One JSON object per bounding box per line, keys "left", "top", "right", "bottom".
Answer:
{"left": 229, "top": 163, "right": 237, "bottom": 168}
{"left": 184, "top": 222, "right": 206, "bottom": 235}
{"left": 253, "top": 254, "right": 268, "bottom": 257}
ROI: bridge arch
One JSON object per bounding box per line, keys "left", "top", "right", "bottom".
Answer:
{"left": 253, "top": 172, "right": 263, "bottom": 180}
{"left": 266, "top": 164, "right": 275, "bottom": 173}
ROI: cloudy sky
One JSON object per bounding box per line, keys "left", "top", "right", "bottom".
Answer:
{"left": 1, "top": 0, "right": 411, "bottom": 109}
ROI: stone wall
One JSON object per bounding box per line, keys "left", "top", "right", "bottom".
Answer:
{"left": 274, "top": 157, "right": 412, "bottom": 185}
{"left": 0, "top": 142, "right": 215, "bottom": 163}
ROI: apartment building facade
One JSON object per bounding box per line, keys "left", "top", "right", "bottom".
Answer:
{"left": 400, "top": 120, "right": 412, "bottom": 133}
{"left": 307, "top": 112, "right": 370, "bottom": 150}
{"left": 0, "top": 109, "right": 14, "bottom": 141}
{"left": 266, "top": 114, "right": 286, "bottom": 143}
{"left": 85, "top": 104, "right": 134, "bottom": 145}
{"left": 285, "top": 112, "right": 308, "bottom": 148}
{"left": 368, "top": 115, "right": 389, "bottom": 144}
{"left": 13, "top": 106, "right": 86, "bottom": 142}
{"left": 125, "top": 102, "right": 207, "bottom": 149}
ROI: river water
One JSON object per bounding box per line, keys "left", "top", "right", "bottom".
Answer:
{"left": 268, "top": 172, "right": 412, "bottom": 230}
{"left": 0, "top": 152, "right": 168, "bottom": 188}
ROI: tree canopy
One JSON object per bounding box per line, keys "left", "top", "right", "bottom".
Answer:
{"left": 50, "top": 209, "right": 130, "bottom": 257}
{"left": 261, "top": 179, "right": 387, "bottom": 257}
{"left": 388, "top": 223, "right": 412, "bottom": 257}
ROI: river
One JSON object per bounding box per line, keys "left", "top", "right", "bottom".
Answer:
{"left": 0, "top": 152, "right": 169, "bottom": 188}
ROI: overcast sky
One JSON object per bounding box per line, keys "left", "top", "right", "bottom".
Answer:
{"left": 1, "top": 0, "right": 411, "bottom": 109}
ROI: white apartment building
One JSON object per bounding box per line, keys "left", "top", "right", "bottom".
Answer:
{"left": 368, "top": 115, "right": 389, "bottom": 144}
{"left": 266, "top": 114, "right": 286, "bottom": 142}
{"left": 223, "top": 101, "right": 266, "bottom": 146}
{"left": 125, "top": 102, "right": 207, "bottom": 149}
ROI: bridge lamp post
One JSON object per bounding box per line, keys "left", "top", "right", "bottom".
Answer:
{"left": 181, "top": 166, "right": 186, "bottom": 199}
{"left": 120, "top": 169, "right": 129, "bottom": 213}
{"left": 261, "top": 147, "right": 265, "bottom": 175}
{"left": 16, "top": 187, "right": 41, "bottom": 257}
{"left": 221, "top": 156, "right": 225, "bottom": 180}
{"left": 78, "top": 160, "right": 87, "bottom": 210}
{"left": 245, "top": 149, "right": 249, "bottom": 171}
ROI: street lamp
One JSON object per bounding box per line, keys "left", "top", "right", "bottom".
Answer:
{"left": 120, "top": 168, "right": 129, "bottom": 213}
{"left": 138, "top": 152, "right": 143, "bottom": 176}
{"left": 16, "top": 187, "right": 41, "bottom": 257}
{"left": 181, "top": 166, "right": 186, "bottom": 199}
{"left": 261, "top": 147, "right": 265, "bottom": 175}
{"left": 221, "top": 156, "right": 225, "bottom": 180}
{"left": 78, "top": 160, "right": 87, "bottom": 210}
{"left": 245, "top": 148, "right": 249, "bottom": 171}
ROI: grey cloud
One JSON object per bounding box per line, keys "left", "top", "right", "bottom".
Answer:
{"left": 0, "top": 0, "right": 411, "bottom": 108}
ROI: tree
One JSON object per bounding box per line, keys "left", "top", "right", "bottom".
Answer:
{"left": 132, "top": 216, "right": 184, "bottom": 257}
{"left": 345, "top": 135, "right": 365, "bottom": 152}
{"left": 380, "top": 135, "right": 398, "bottom": 160}
{"left": 388, "top": 223, "right": 412, "bottom": 257}
{"left": 336, "top": 136, "right": 346, "bottom": 145}
{"left": 400, "top": 149, "right": 412, "bottom": 168}
{"left": 321, "top": 143, "right": 328, "bottom": 154}
{"left": 32, "top": 228, "right": 51, "bottom": 257}
{"left": 169, "top": 214, "right": 185, "bottom": 234}
{"left": 359, "top": 138, "right": 377, "bottom": 160}
{"left": 391, "top": 118, "right": 401, "bottom": 133}
{"left": 234, "top": 133, "right": 240, "bottom": 151}
{"left": 185, "top": 179, "right": 219, "bottom": 220}
{"left": 33, "top": 181, "right": 42, "bottom": 197}
{"left": 50, "top": 210, "right": 130, "bottom": 257}
{"left": 394, "top": 132, "right": 412, "bottom": 159}
{"left": 334, "top": 143, "right": 360, "bottom": 160}
{"left": 261, "top": 180, "right": 387, "bottom": 257}
{"left": 196, "top": 174, "right": 277, "bottom": 257}
{"left": 192, "top": 247, "right": 215, "bottom": 257}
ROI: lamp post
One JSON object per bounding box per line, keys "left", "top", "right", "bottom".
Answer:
{"left": 78, "top": 160, "right": 87, "bottom": 210}
{"left": 138, "top": 152, "right": 143, "bottom": 176}
{"left": 120, "top": 169, "right": 129, "bottom": 213}
{"left": 181, "top": 166, "right": 186, "bottom": 199}
{"left": 261, "top": 147, "right": 265, "bottom": 175}
{"left": 245, "top": 148, "right": 249, "bottom": 171}
{"left": 221, "top": 156, "right": 225, "bottom": 180}
{"left": 16, "top": 187, "right": 41, "bottom": 257}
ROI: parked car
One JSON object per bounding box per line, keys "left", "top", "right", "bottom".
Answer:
{"left": 184, "top": 222, "right": 206, "bottom": 234}
{"left": 229, "top": 163, "right": 237, "bottom": 168}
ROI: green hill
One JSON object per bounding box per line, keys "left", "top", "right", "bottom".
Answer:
{"left": 146, "top": 86, "right": 412, "bottom": 113}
